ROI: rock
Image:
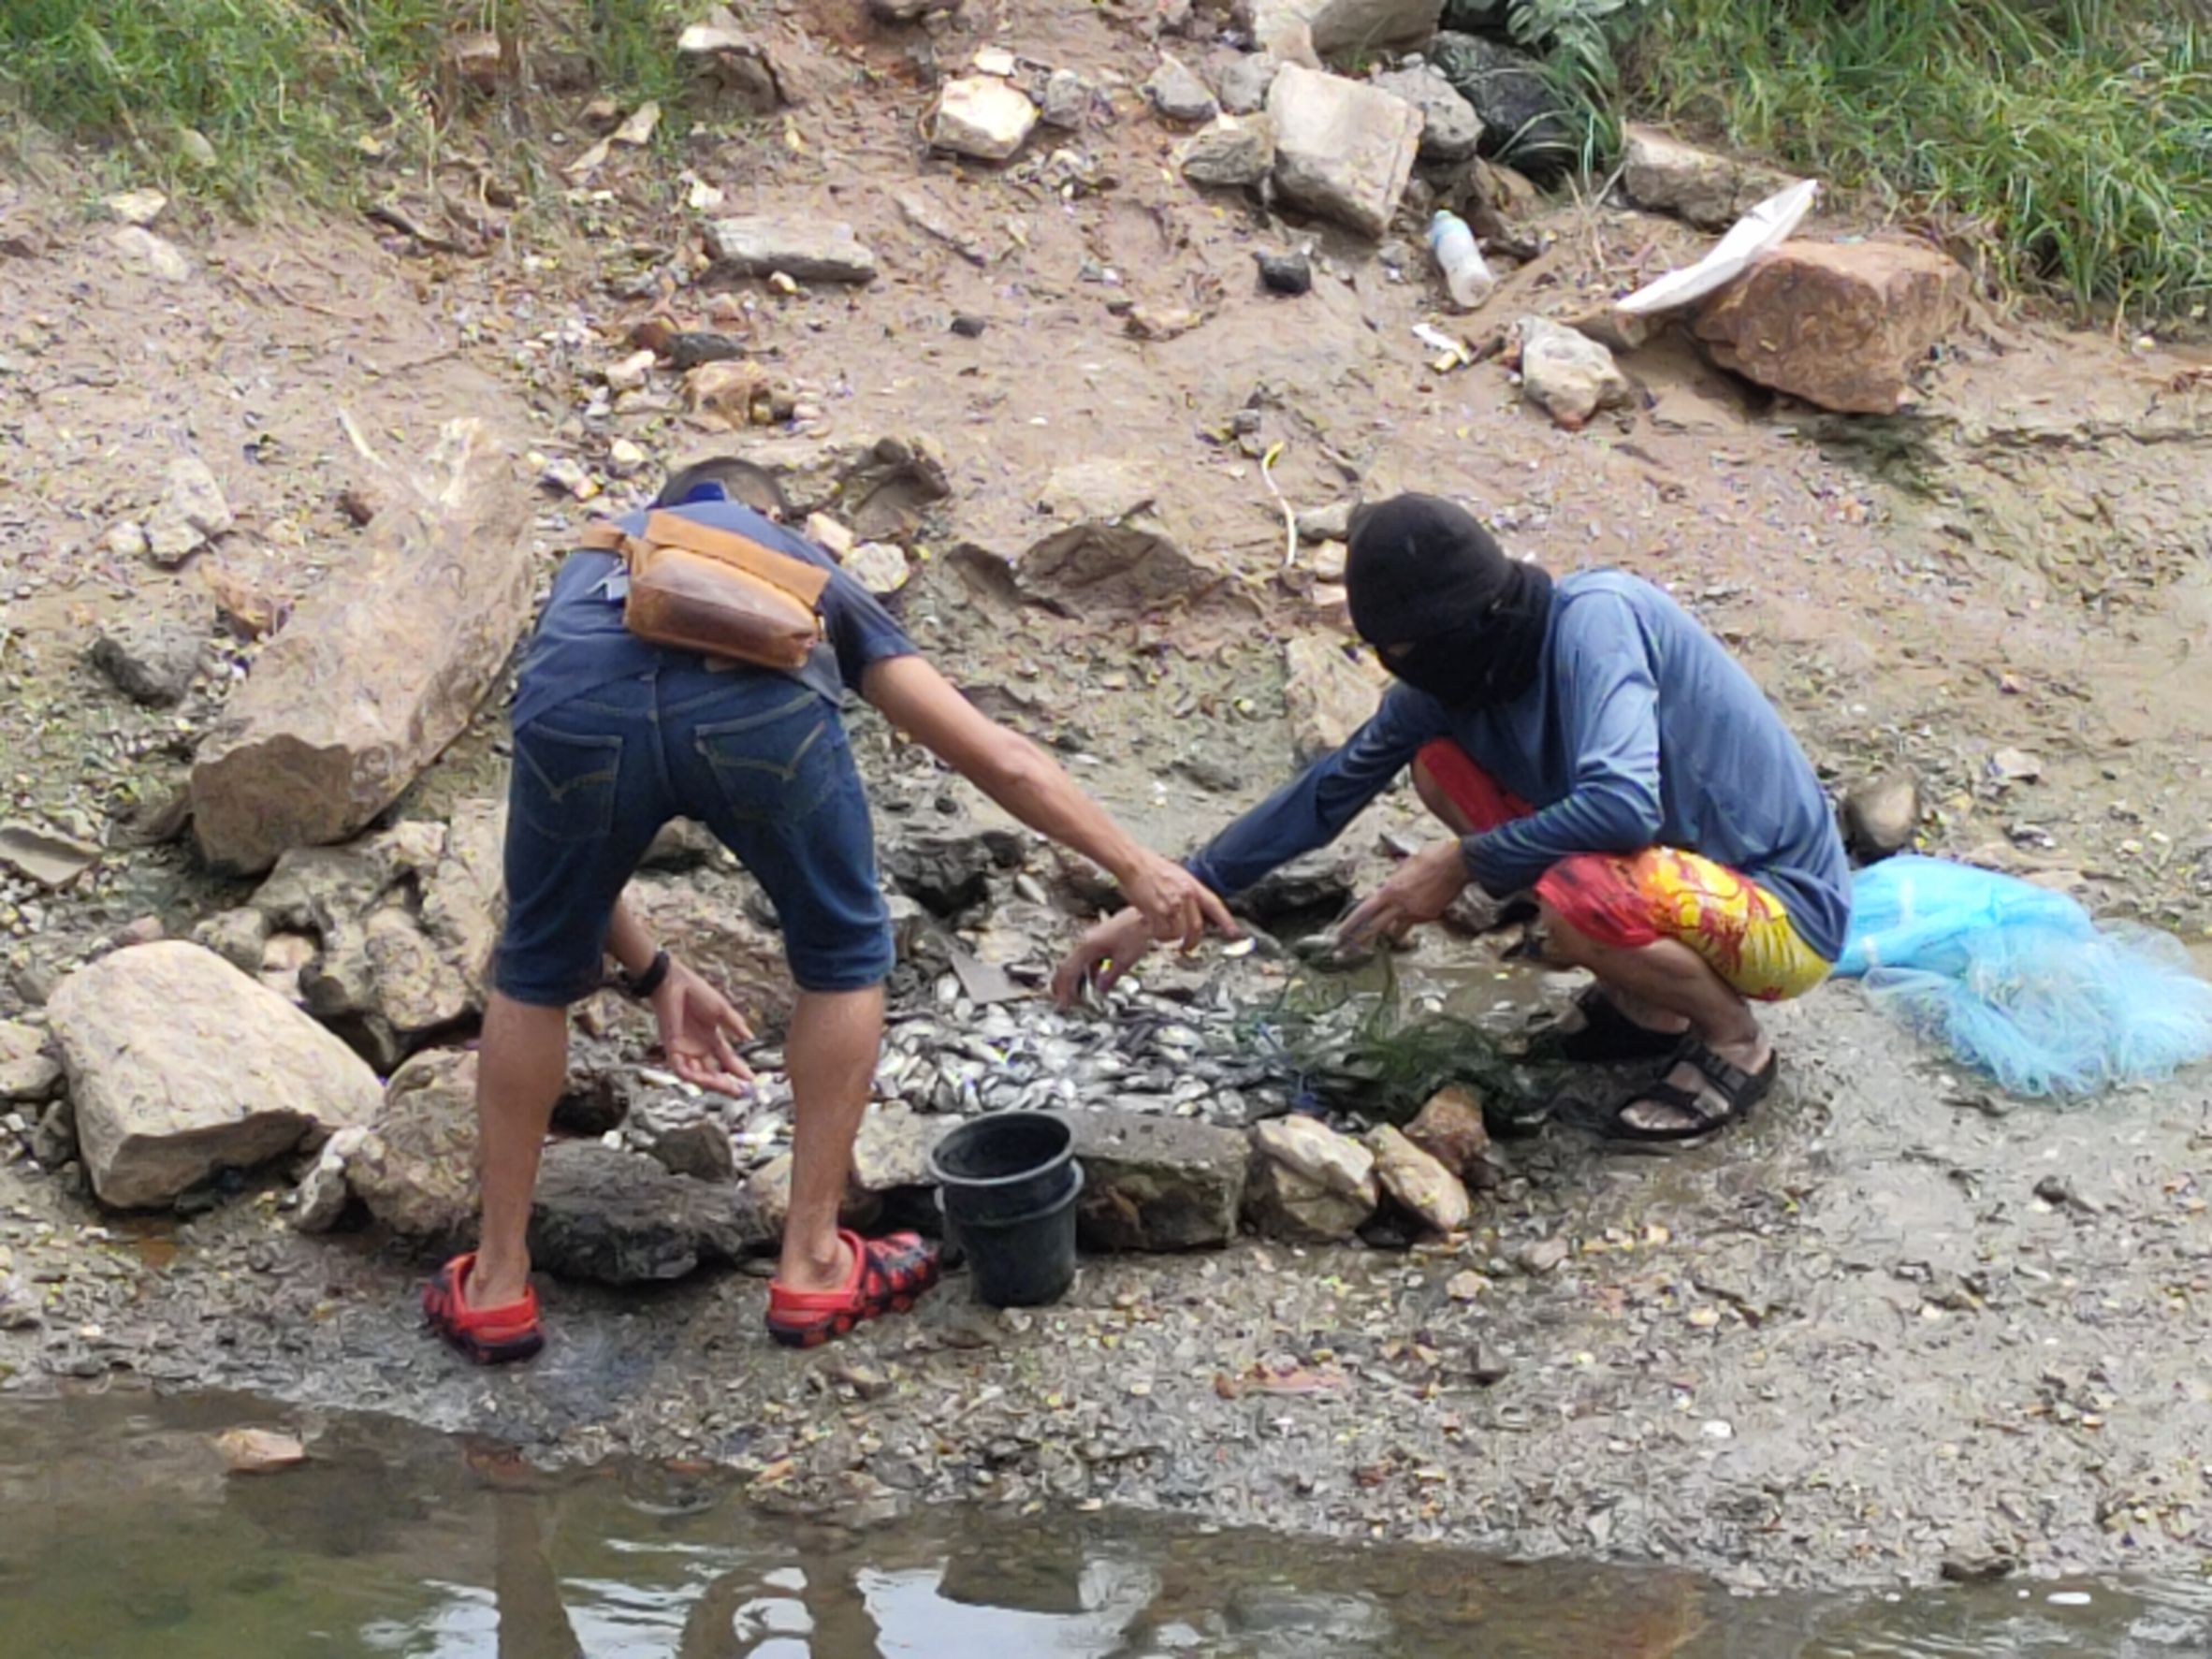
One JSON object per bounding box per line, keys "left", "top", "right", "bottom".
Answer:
{"left": 191, "top": 908, "right": 272, "bottom": 974}
{"left": 1241, "top": 0, "right": 1441, "bottom": 56}
{"left": 30, "top": 1099, "right": 76, "bottom": 1169}
{"left": 604, "top": 348, "right": 657, "bottom": 393}
{"left": 1372, "top": 65, "right": 1483, "bottom": 163}
{"left": 1252, "top": 1114, "right": 1377, "bottom": 1201}
{"left": 1144, "top": 54, "right": 1218, "bottom": 124}
{"left": 880, "top": 820, "right": 1025, "bottom": 916}
{"left": 106, "top": 188, "right": 167, "bottom": 226}
{"left": 1267, "top": 65, "right": 1422, "bottom": 240}
{"left": 1218, "top": 52, "right": 1280, "bottom": 116}
{"left": 607, "top": 438, "right": 649, "bottom": 478}
{"left": 950, "top": 313, "right": 987, "bottom": 338}
{"left": 1296, "top": 501, "right": 1355, "bottom": 543}
{"left": 684, "top": 360, "right": 780, "bottom": 426}
{"left": 1842, "top": 773, "right": 1920, "bottom": 861}
{"left": 288, "top": 1125, "right": 365, "bottom": 1233}
{"left": 1283, "top": 634, "right": 1384, "bottom": 762}
{"left": 144, "top": 456, "right": 233, "bottom": 566}
{"left": 631, "top": 1105, "right": 737, "bottom": 1183}
{"left": 529, "top": 1141, "right": 776, "bottom": 1284}
{"left": 929, "top": 76, "right": 1040, "bottom": 163}
{"left": 964, "top": 459, "right": 1230, "bottom": 618}
{"left": 47, "top": 942, "right": 383, "bottom": 1209}
{"left": 1040, "top": 68, "right": 1090, "bottom": 128}
{"left": 688, "top": 431, "right": 948, "bottom": 536}
{"left": 627, "top": 872, "right": 797, "bottom": 1034}
{"left": 1069, "top": 1110, "right": 1247, "bottom": 1251}
{"left": 1694, "top": 240, "right": 1971, "bottom": 415}
{"left": 1426, "top": 33, "right": 1576, "bottom": 183}
{"left": 1621, "top": 124, "right": 1801, "bottom": 232}
{"left": 89, "top": 618, "right": 203, "bottom": 706}
{"left": 1243, "top": 1156, "right": 1374, "bottom": 1243}
{"left": 1254, "top": 249, "right": 1312, "bottom": 295}
{"left": 538, "top": 456, "right": 597, "bottom": 501}
{"left": 806, "top": 512, "right": 856, "bottom": 558}
{"left": 1365, "top": 1123, "right": 1471, "bottom": 1233}
{"left": 190, "top": 420, "right": 532, "bottom": 874}
{"left": 1404, "top": 1084, "right": 1492, "bottom": 1181}
{"left": 1512, "top": 315, "right": 1634, "bottom": 430}
{"left": 0, "top": 1020, "right": 62, "bottom": 1103}
{"left": 0, "top": 822, "right": 100, "bottom": 889}
{"left": 866, "top": 0, "right": 953, "bottom": 18}
{"left": 112, "top": 226, "right": 191, "bottom": 284}
{"left": 105, "top": 520, "right": 149, "bottom": 560}
{"left": 215, "top": 1429, "right": 307, "bottom": 1474}
{"left": 178, "top": 128, "right": 218, "bottom": 169}
{"left": 850, "top": 1103, "right": 952, "bottom": 1192}
{"left": 844, "top": 540, "right": 911, "bottom": 594}
{"left": 347, "top": 1048, "right": 479, "bottom": 1241}
{"left": 1514, "top": 1234, "right": 1570, "bottom": 1275}
{"left": 705, "top": 215, "right": 878, "bottom": 284}
{"left": 1177, "top": 114, "right": 1275, "bottom": 188}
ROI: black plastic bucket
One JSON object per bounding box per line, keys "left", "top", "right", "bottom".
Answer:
{"left": 938, "top": 1166, "right": 1084, "bottom": 1308}
{"left": 927, "top": 1112, "right": 1077, "bottom": 1226}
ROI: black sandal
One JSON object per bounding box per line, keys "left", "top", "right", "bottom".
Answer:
{"left": 1526, "top": 987, "right": 1687, "bottom": 1065}
{"left": 1593, "top": 1040, "right": 1778, "bottom": 1148}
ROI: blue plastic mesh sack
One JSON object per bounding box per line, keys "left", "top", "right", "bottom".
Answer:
{"left": 1834, "top": 856, "right": 2212, "bottom": 1099}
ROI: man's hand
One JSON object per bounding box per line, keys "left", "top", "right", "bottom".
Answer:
{"left": 1118, "top": 851, "right": 1238, "bottom": 953}
{"left": 1051, "top": 907, "right": 1154, "bottom": 1008}
{"left": 1336, "top": 840, "right": 1469, "bottom": 949}
{"left": 648, "top": 957, "right": 755, "bottom": 1097}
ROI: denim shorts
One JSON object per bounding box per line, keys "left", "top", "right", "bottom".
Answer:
{"left": 493, "top": 663, "right": 893, "bottom": 1005}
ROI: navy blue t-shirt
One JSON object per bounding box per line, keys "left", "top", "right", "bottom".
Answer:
{"left": 510, "top": 495, "right": 917, "bottom": 733}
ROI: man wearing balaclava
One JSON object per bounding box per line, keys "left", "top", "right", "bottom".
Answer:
{"left": 1053, "top": 493, "right": 1850, "bottom": 1144}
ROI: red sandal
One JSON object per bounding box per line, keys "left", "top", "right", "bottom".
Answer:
{"left": 765, "top": 1229, "right": 940, "bottom": 1349}
{"left": 423, "top": 1252, "right": 546, "bottom": 1365}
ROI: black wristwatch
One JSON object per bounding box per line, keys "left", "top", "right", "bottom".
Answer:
{"left": 618, "top": 948, "right": 672, "bottom": 999}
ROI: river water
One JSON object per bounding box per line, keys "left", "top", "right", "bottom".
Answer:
{"left": 2, "top": 1390, "right": 2205, "bottom": 1658}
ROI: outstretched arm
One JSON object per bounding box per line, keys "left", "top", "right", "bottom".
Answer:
{"left": 860, "top": 655, "right": 1236, "bottom": 951}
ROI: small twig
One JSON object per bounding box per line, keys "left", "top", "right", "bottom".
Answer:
{"left": 1259, "top": 441, "right": 1297, "bottom": 570}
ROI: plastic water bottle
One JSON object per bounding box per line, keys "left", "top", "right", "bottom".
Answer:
{"left": 1428, "top": 210, "right": 1496, "bottom": 312}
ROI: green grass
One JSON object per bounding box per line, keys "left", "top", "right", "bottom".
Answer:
{"left": 1610, "top": 0, "right": 2212, "bottom": 323}
{"left": 0, "top": 0, "right": 691, "bottom": 208}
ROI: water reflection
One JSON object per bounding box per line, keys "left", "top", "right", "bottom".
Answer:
{"left": 1, "top": 1390, "right": 2206, "bottom": 1659}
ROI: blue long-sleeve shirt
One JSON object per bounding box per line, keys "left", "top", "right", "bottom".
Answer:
{"left": 1187, "top": 571, "right": 1852, "bottom": 963}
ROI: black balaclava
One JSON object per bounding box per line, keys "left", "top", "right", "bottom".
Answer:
{"left": 1346, "top": 493, "right": 1555, "bottom": 708}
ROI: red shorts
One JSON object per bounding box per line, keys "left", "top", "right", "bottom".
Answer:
{"left": 1416, "top": 741, "right": 1830, "bottom": 1001}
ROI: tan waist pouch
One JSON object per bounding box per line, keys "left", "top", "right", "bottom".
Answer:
{"left": 580, "top": 511, "right": 829, "bottom": 671}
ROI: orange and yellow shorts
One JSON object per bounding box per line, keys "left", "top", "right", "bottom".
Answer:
{"left": 1417, "top": 741, "right": 1832, "bottom": 1003}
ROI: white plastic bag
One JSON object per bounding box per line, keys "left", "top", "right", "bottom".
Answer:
{"left": 1616, "top": 178, "right": 1821, "bottom": 317}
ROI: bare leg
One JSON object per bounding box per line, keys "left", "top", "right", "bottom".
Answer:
{"left": 468, "top": 992, "right": 571, "bottom": 1310}
{"left": 778, "top": 984, "right": 883, "bottom": 1292}
{"left": 1539, "top": 904, "right": 1769, "bottom": 1132}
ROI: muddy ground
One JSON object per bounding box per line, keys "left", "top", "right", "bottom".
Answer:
{"left": 4, "top": 0, "right": 2212, "bottom": 1598}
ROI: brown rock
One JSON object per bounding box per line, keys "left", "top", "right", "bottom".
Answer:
{"left": 1243, "top": 1156, "right": 1374, "bottom": 1243}
{"left": 348, "top": 1048, "right": 480, "bottom": 1241}
{"left": 1282, "top": 634, "right": 1385, "bottom": 763}
{"left": 1365, "top": 1123, "right": 1471, "bottom": 1233}
{"left": 215, "top": 1428, "right": 308, "bottom": 1474}
{"left": 1404, "top": 1084, "right": 1492, "bottom": 1180}
{"left": 190, "top": 419, "right": 532, "bottom": 872}
{"left": 1069, "top": 1110, "right": 1247, "bottom": 1251}
{"left": 1621, "top": 125, "right": 1799, "bottom": 231}
{"left": 1695, "top": 240, "right": 1969, "bottom": 414}
{"left": 47, "top": 942, "right": 383, "bottom": 1209}
{"left": 957, "top": 460, "right": 1230, "bottom": 618}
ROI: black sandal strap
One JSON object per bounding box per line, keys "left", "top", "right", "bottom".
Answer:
{"left": 1678, "top": 1041, "right": 1779, "bottom": 1110}
{"left": 1601, "top": 1079, "right": 1730, "bottom": 1142}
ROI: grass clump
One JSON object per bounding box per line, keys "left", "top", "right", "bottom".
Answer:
{"left": 1614, "top": 0, "right": 2212, "bottom": 322}
{"left": 0, "top": 0, "right": 691, "bottom": 208}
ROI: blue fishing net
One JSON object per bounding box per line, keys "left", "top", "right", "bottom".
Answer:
{"left": 1834, "top": 856, "right": 2212, "bottom": 1098}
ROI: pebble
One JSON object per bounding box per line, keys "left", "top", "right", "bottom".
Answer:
{"left": 1254, "top": 251, "right": 1312, "bottom": 296}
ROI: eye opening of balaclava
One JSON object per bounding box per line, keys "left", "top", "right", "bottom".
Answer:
{"left": 1345, "top": 493, "right": 1554, "bottom": 708}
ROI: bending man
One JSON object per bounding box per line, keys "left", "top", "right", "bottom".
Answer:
{"left": 1055, "top": 493, "right": 1849, "bottom": 1146}
{"left": 427, "top": 458, "right": 1231, "bottom": 1361}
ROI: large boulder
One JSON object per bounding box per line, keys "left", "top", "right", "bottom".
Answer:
{"left": 1694, "top": 240, "right": 1971, "bottom": 414}
{"left": 1244, "top": 1114, "right": 1378, "bottom": 1242}
{"left": 1283, "top": 634, "right": 1385, "bottom": 762}
{"left": 1372, "top": 65, "right": 1483, "bottom": 163}
{"left": 1069, "top": 1110, "right": 1247, "bottom": 1251}
{"left": 956, "top": 460, "right": 1231, "bottom": 618}
{"left": 190, "top": 419, "right": 532, "bottom": 873}
{"left": 1268, "top": 65, "right": 1423, "bottom": 240}
{"left": 529, "top": 1141, "right": 776, "bottom": 1284}
{"left": 1427, "top": 33, "right": 1577, "bottom": 184}
{"left": 1621, "top": 124, "right": 1801, "bottom": 232}
{"left": 1241, "top": 0, "right": 1441, "bottom": 55}
{"left": 46, "top": 942, "right": 383, "bottom": 1208}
